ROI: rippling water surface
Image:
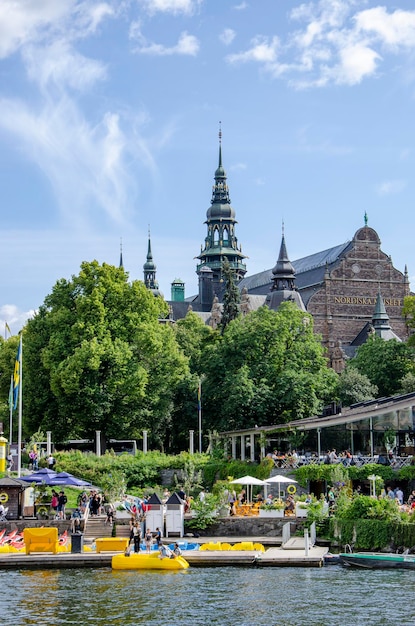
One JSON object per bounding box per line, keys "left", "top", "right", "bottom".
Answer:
{"left": 3, "top": 566, "right": 414, "bottom": 626}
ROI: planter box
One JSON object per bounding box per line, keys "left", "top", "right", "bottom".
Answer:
{"left": 295, "top": 504, "right": 308, "bottom": 518}
{"left": 259, "top": 509, "right": 284, "bottom": 518}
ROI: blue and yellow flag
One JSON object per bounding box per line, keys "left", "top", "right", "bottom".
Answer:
{"left": 12, "top": 341, "right": 20, "bottom": 409}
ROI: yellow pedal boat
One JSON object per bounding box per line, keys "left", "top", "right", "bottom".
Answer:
{"left": 112, "top": 552, "right": 189, "bottom": 571}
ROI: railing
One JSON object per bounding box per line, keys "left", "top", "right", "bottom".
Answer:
{"left": 272, "top": 455, "right": 414, "bottom": 469}
{"left": 81, "top": 504, "right": 90, "bottom": 534}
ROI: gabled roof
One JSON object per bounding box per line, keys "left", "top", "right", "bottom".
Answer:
{"left": 147, "top": 493, "right": 162, "bottom": 505}
{"left": 166, "top": 492, "right": 184, "bottom": 505}
{"left": 0, "top": 477, "right": 29, "bottom": 489}
{"left": 239, "top": 241, "right": 352, "bottom": 293}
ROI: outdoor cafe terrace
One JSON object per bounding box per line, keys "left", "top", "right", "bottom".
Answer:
{"left": 217, "top": 391, "right": 415, "bottom": 465}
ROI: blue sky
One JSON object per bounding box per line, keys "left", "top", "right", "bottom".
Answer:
{"left": 1, "top": 0, "right": 415, "bottom": 334}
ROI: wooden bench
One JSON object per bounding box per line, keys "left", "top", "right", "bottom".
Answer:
{"left": 24, "top": 528, "right": 59, "bottom": 554}
{"left": 95, "top": 538, "right": 129, "bottom": 553}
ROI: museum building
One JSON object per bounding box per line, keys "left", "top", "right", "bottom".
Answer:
{"left": 141, "top": 136, "right": 412, "bottom": 368}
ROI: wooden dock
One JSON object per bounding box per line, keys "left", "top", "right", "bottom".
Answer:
{"left": 256, "top": 546, "right": 328, "bottom": 567}
{"left": 0, "top": 546, "right": 328, "bottom": 569}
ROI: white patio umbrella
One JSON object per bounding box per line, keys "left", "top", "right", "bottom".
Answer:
{"left": 230, "top": 475, "right": 268, "bottom": 503}
{"left": 266, "top": 475, "right": 298, "bottom": 500}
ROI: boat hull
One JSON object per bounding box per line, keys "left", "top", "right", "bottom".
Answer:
{"left": 112, "top": 552, "right": 189, "bottom": 570}
{"left": 339, "top": 552, "right": 415, "bottom": 570}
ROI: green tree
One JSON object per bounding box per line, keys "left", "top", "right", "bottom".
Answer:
{"left": 174, "top": 311, "right": 217, "bottom": 373}
{"left": 23, "top": 261, "right": 189, "bottom": 445}
{"left": 220, "top": 258, "right": 240, "bottom": 334}
{"left": 202, "top": 302, "right": 338, "bottom": 431}
{"left": 398, "top": 372, "right": 415, "bottom": 394}
{"left": 337, "top": 366, "right": 378, "bottom": 407}
{"left": 348, "top": 336, "right": 415, "bottom": 397}
{"left": 169, "top": 312, "right": 217, "bottom": 452}
{"left": 402, "top": 295, "right": 415, "bottom": 346}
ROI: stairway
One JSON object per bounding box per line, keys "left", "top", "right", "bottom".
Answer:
{"left": 114, "top": 524, "right": 131, "bottom": 539}
{"left": 83, "top": 515, "right": 113, "bottom": 541}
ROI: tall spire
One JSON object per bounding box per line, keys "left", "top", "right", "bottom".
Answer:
{"left": 196, "top": 125, "right": 247, "bottom": 300}
{"left": 270, "top": 225, "right": 296, "bottom": 292}
{"left": 372, "top": 287, "right": 391, "bottom": 333}
{"left": 265, "top": 225, "right": 305, "bottom": 311}
{"left": 143, "top": 227, "right": 159, "bottom": 294}
{"left": 119, "top": 237, "right": 123, "bottom": 269}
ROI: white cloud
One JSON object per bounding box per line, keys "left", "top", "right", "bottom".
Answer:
{"left": 0, "top": 305, "right": 35, "bottom": 336}
{"left": 0, "top": 0, "right": 73, "bottom": 58}
{"left": 227, "top": 35, "right": 279, "bottom": 64}
{"left": 355, "top": 7, "right": 415, "bottom": 49}
{"left": 133, "top": 30, "right": 200, "bottom": 56}
{"left": 331, "top": 43, "right": 382, "bottom": 85}
{"left": 220, "top": 28, "right": 236, "bottom": 46}
{"left": 376, "top": 179, "right": 406, "bottom": 195}
{"left": 23, "top": 40, "right": 107, "bottom": 91}
{"left": 226, "top": 1, "right": 415, "bottom": 88}
{"left": 0, "top": 0, "right": 115, "bottom": 60}
{"left": 0, "top": 95, "right": 149, "bottom": 226}
{"left": 233, "top": 2, "right": 248, "bottom": 10}
{"left": 137, "top": 0, "right": 202, "bottom": 15}
{"left": 229, "top": 162, "right": 247, "bottom": 172}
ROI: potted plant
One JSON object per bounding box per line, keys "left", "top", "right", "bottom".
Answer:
{"left": 295, "top": 502, "right": 309, "bottom": 518}
{"left": 36, "top": 505, "right": 49, "bottom": 520}
{"left": 259, "top": 499, "right": 285, "bottom": 517}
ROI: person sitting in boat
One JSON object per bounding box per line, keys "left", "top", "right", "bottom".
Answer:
{"left": 173, "top": 543, "right": 182, "bottom": 557}
{"left": 159, "top": 544, "right": 174, "bottom": 559}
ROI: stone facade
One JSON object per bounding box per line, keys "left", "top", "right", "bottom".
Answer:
{"left": 307, "top": 226, "right": 410, "bottom": 356}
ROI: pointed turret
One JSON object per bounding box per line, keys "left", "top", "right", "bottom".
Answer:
{"left": 371, "top": 288, "right": 401, "bottom": 340}
{"left": 196, "top": 125, "right": 247, "bottom": 304}
{"left": 265, "top": 226, "right": 305, "bottom": 311}
{"left": 119, "top": 238, "right": 123, "bottom": 269}
{"left": 270, "top": 226, "right": 296, "bottom": 292}
{"left": 143, "top": 229, "right": 160, "bottom": 295}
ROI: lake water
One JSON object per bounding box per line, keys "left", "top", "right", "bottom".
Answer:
{"left": 3, "top": 566, "right": 414, "bottom": 625}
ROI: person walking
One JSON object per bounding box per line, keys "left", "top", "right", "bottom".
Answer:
{"left": 145, "top": 529, "right": 153, "bottom": 553}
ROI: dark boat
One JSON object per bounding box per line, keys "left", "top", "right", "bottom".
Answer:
{"left": 339, "top": 552, "right": 415, "bottom": 570}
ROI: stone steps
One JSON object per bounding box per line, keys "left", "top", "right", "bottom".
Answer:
{"left": 83, "top": 516, "right": 112, "bottom": 540}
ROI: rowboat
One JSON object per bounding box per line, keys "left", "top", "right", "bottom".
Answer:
{"left": 339, "top": 552, "right": 415, "bottom": 570}
{"left": 112, "top": 552, "right": 189, "bottom": 571}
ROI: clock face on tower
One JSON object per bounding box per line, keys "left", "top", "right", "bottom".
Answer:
{"left": 351, "top": 263, "right": 360, "bottom": 274}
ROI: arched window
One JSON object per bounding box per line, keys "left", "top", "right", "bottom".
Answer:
{"left": 213, "top": 228, "right": 220, "bottom": 244}
{"left": 223, "top": 226, "right": 229, "bottom": 244}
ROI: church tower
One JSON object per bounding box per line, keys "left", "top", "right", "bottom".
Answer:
{"left": 196, "top": 127, "right": 247, "bottom": 304}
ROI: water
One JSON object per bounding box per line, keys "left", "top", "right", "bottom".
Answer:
{"left": 3, "top": 566, "right": 414, "bottom": 625}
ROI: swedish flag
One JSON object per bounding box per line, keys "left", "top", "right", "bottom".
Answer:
{"left": 12, "top": 342, "right": 20, "bottom": 409}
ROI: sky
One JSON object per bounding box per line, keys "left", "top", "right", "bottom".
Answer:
{"left": 1, "top": 0, "right": 415, "bottom": 334}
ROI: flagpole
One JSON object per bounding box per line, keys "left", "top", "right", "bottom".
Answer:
{"left": 9, "top": 374, "right": 13, "bottom": 450}
{"left": 17, "top": 334, "right": 22, "bottom": 478}
{"left": 198, "top": 379, "right": 202, "bottom": 453}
